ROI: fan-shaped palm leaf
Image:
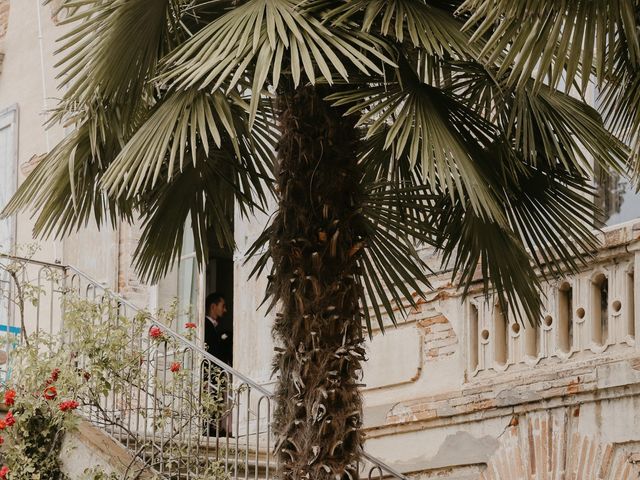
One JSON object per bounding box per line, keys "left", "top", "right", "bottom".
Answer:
{"left": 326, "top": 0, "right": 476, "bottom": 57}
{"left": 159, "top": 0, "right": 392, "bottom": 123}
{"left": 459, "top": 0, "right": 640, "bottom": 93}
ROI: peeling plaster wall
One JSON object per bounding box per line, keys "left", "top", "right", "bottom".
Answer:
{"left": 235, "top": 216, "right": 640, "bottom": 478}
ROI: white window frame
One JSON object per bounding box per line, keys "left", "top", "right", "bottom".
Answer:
{"left": 0, "top": 104, "right": 19, "bottom": 254}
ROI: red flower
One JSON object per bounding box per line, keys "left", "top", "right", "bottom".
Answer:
{"left": 3, "top": 390, "right": 15, "bottom": 407}
{"left": 170, "top": 362, "right": 181, "bottom": 373}
{"left": 0, "top": 465, "right": 9, "bottom": 478}
{"left": 50, "top": 368, "right": 61, "bottom": 381}
{"left": 0, "top": 437, "right": 4, "bottom": 446}
{"left": 59, "top": 400, "right": 80, "bottom": 412}
{"left": 149, "top": 326, "right": 163, "bottom": 339}
{"left": 4, "top": 412, "right": 14, "bottom": 427}
{"left": 0, "top": 420, "right": 5, "bottom": 430}
{"left": 43, "top": 385, "right": 57, "bottom": 401}
{"left": 185, "top": 322, "right": 197, "bottom": 329}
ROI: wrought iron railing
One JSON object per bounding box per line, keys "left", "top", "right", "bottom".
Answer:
{"left": 0, "top": 253, "right": 408, "bottom": 480}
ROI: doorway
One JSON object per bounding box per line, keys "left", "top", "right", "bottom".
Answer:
{"left": 204, "top": 229, "right": 234, "bottom": 366}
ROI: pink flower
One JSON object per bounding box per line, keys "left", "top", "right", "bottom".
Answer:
{"left": 170, "top": 362, "right": 181, "bottom": 373}
{"left": 4, "top": 412, "right": 15, "bottom": 427}
{"left": 0, "top": 465, "right": 9, "bottom": 478}
{"left": 149, "top": 326, "right": 163, "bottom": 339}
{"left": 59, "top": 400, "right": 80, "bottom": 412}
{"left": 185, "top": 322, "right": 197, "bottom": 329}
{"left": 3, "top": 390, "right": 15, "bottom": 407}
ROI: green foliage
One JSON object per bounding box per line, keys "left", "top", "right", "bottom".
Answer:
{"left": 3, "top": 0, "right": 637, "bottom": 330}
{"left": 0, "top": 284, "right": 229, "bottom": 479}
{"left": 80, "top": 468, "right": 120, "bottom": 480}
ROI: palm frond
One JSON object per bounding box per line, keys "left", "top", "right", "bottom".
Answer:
{"left": 52, "top": 0, "right": 182, "bottom": 108}
{"left": 507, "top": 82, "right": 629, "bottom": 174}
{"left": 328, "top": 62, "right": 505, "bottom": 221}
{"left": 599, "top": 44, "right": 640, "bottom": 178}
{"left": 434, "top": 138, "right": 603, "bottom": 325}
{"left": 134, "top": 146, "right": 270, "bottom": 283}
{"left": 459, "top": 0, "right": 640, "bottom": 93}
{"left": 159, "top": 0, "right": 392, "bottom": 123}
{"left": 447, "top": 60, "right": 630, "bottom": 174}
{"left": 434, "top": 194, "right": 543, "bottom": 325}
{"left": 326, "top": 0, "right": 476, "bottom": 58}
{"left": 0, "top": 122, "right": 132, "bottom": 238}
{"left": 357, "top": 182, "right": 438, "bottom": 333}
{"left": 101, "top": 88, "right": 276, "bottom": 198}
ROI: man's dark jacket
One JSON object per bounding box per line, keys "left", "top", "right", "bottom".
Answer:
{"left": 204, "top": 317, "right": 233, "bottom": 366}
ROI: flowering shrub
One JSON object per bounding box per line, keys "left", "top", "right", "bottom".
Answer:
{"left": 0, "top": 254, "right": 233, "bottom": 479}
{"left": 0, "top": 292, "right": 231, "bottom": 480}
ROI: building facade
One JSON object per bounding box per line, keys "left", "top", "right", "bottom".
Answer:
{"left": 1, "top": 2, "right": 639, "bottom": 479}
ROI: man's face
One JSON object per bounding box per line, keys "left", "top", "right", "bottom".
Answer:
{"left": 210, "top": 299, "right": 227, "bottom": 319}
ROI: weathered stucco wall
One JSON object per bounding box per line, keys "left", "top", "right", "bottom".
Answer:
{"left": 61, "top": 420, "right": 154, "bottom": 479}
{"left": 0, "top": 0, "right": 64, "bottom": 262}
{"left": 233, "top": 211, "right": 640, "bottom": 478}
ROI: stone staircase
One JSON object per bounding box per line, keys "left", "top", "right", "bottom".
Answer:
{"left": 0, "top": 253, "right": 409, "bottom": 480}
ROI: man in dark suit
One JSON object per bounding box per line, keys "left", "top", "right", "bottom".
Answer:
{"left": 204, "top": 292, "right": 233, "bottom": 366}
{"left": 203, "top": 292, "right": 233, "bottom": 437}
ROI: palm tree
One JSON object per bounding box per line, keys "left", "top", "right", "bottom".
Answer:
{"left": 3, "top": 0, "right": 636, "bottom": 477}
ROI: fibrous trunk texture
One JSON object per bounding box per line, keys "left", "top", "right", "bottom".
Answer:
{"left": 271, "top": 84, "right": 367, "bottom": 479}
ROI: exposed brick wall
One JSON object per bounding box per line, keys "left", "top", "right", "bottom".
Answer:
{"left": 372, "top": 355, "right": 640, "bottom": 432}
{"left": 481, "top": 410, "right": 640, "bottom": 480}
{"left": 418, "top": 314, "right": 458, "bottom": 362}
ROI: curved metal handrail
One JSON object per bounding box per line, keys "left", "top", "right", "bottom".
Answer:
{"left": 65, "top": 264, "right": 273, "bottom": 397}
{"left": 1, "top": 254, "right": 408, "bottom": 479}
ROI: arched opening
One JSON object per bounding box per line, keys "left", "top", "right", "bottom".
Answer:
{"left": 627, "top": 270, "right": 635, "bottom": 339}
{"left": 493, "top": 302, "right": 508, "bottom": 366}
{"left": 592, "top": 273, "right": 608, "bottom": 346}
{"left": 524, "top": 321, "right": 538, "bottom": 358}
{"left": 558, "top": 282, "right": 573, "bottom": 353}
{"left": 469, "top": 303, "right": 479, "bottom": 371}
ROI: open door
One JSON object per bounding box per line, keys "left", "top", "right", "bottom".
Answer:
{"left": 204, "top": 228, "right": 234, "bottom": 366}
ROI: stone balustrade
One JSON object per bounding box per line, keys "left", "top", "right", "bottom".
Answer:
{"left": 469, "top": 222, "right": 639, "bottom": 376}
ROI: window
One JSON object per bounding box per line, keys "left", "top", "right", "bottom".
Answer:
{"left": 493, "top": 302, "right": 508, "bottom": 366}
{"left": 627, "top": 270, "right": 635, "bottom": 339}
{"left": 558, "top": 282, "right": 573, "bottom": 353}
{"left": 155, "top": 222, "right": 203, "bottom": 335}
{"left": 469, "top": 303, "right": 479, "bottom": 371}
{"left": 591, "top": 273, "right": 609, "bottom": 346}
{"left": 177, "top": 226, "right": 199, "bottom": 332}
{"left": 0, "top": 105, "right": 18, "bottom": 253}
{"left": 0, "top": 106, "right": 18, "bottom": 330}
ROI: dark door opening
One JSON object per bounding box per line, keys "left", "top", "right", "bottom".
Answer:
{"left": 204, "top": 230, "right": 234, "bottom": 367}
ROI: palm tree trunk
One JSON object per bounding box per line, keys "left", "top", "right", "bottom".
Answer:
{"left": 271, "top": 84, "right": 367, "bottom": 479}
